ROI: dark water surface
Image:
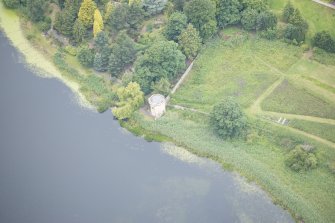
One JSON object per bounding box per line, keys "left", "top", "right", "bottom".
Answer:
{"left": 0, "top": 32, "right": 294, "bottom": 223}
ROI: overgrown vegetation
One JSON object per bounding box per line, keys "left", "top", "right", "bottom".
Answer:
{"left": 261, "top": 80, "right": 335, "bottom": 119}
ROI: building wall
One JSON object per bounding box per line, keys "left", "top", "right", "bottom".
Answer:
{"left": 151, "top": 103, "right": 166, "bottom": 119}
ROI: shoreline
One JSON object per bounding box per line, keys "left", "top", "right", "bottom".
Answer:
{"left": 0, "top": 3, "right": 94, "bottom": 111}
{"left": 0, "top": 5, "right": 299, "bottom": 222}
{"left": 2, "top": 3, "right": 333, "bottom": 222}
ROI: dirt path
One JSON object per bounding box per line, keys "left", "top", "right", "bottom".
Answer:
{"left": 312, "top": 0, "right": 335, "bottom": 9}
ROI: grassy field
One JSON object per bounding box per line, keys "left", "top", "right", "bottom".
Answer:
{"left": 170, "top": 31, "right": 304, "bottom": 112}
{"left": 261, "top": 80, "right": 335, "bottom": 119}
{"left": 145, "top": 27, "right": 335, "bottom": 222}
{"left": 268, "top": 0, "right": 335, "bottom": 40}
{"left": 289, "top": 119, "right": 335, "bottom": 143}
{"left": 134, "top": 110, "right": 335, "bottom": 223}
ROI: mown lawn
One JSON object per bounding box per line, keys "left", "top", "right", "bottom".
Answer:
{"left": 134, "top": 110, "right": 335, "bottom": 223}
{"left": 261, "top": 80, "right": 335, "bottom": 119}
{"left": 289, "top": 119, "right": 335, "bottom": 143}
{"left": 170, "top": 32, "right": 303, "bottom": 112}
{"left": 268, "top": 0, "right": 335, "bottom": 40}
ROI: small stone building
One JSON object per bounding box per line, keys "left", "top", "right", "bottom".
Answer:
{"left": 148, "top": 94, "right": 166, "bottom": 119}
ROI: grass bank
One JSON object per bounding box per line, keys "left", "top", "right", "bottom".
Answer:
{"left": 134, "top": 109, "right": 335, "bottom": 223}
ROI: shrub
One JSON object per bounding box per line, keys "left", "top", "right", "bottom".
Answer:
{"left": 256, "top": 11, "right": 277, "bottom": 31}
{"left": 285, "top": 145, "right": 318, "bottom": 172}
{"left": 284, "top": 24, "right": 305, "bottom": 43}
{"left": 259, "top": 28, "right": 277, "bottom": 40}
{"left": 312, "top": 31, "right": 335, "bottom": 53}
{"left": 64, "top": 46, "right": 77, "bottom": 56}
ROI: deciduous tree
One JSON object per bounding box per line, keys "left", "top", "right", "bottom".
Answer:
{"left": 112, "top": 82, "right": 144, "bottom": 120}
{"left": 215, "top": 0, "right": 242, "bottom": 28}
{"left": 108, "top": 32, "right": 136, "bottom": 77}
{"left": 184, "top": 0, "right": 217, "bottom": 40}
{"left": 134, "top": 40, "right": 186, "bottom": 94}
{"left": 178, "top": 24, "right": 202, "bottom": 60}
{"left": 210, "top": 97, "right": 247, "bottom": 139}
{"left": 164, "top": 12, "right": 187, "bottom": 41}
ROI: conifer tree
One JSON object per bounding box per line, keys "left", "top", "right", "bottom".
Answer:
{"left": 93, "top": 9, "right": 104, "bottom": 37}
{"left": 72, "top": 19, "right": 86, "bottom": 44}
{"left": 78, "top": 0, "right": 97, "bottom": 28}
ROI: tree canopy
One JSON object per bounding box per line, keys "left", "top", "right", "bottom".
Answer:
{"left": 134, "top": 40, "right": 186, "bottom": 94}
{"left": 112, "top": 82, "right": 144, "bottom": 120}
{"left": 184, "top": 0, "right": 217, "bottom": 40}
{"left": 78, "top": 0, "right": 97, "bottom": 28}
{"left": 215, "top": 0, "right": 242, "bottom": 28}
{"left": 178, "top": 24, "right": 202, "bottom": 60}
{"left": 164, "top": 12, "right": 187, "bottom": 42}
{"left": 210, "top": 97, "right": 247, "bottom": 139}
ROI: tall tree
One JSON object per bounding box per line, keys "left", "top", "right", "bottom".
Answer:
{"left": 93, "top": 9, "right": 104, "bottom": 37}
{"left": 78, "top": 0, "right": 97, "bottom": 28}
{"left": 72, "top": 19, "right": 86, "bottom": 44}
{"left": 184, "top": 0, "right": 217, "bottom": 40}
{"left": 93, "top": 31, "right": 110, "bottom": 72}
{"left": 215, "top": 0, "right": 242, "bottom": 28}
{"left": 54, "top": 0, "right": 82, "bottom": 36}
{"left": 178, "top": 24, "right": 202, "bottom": 60}
{"left": 108, "top": 32, "right": 137, "bottom": 77}
{"left": 164, "top": 12, "right": 187, "bottom": 41}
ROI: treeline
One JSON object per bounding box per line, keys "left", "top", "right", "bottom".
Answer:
{"left": 3, "top": 0, "right": 335, "bottom": 118}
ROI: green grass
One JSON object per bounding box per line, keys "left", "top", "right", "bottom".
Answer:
{"left": 261, "top": 80, "right": 335, "bottom": 119}
{"left": 134, "top": 110, "right": 335, "bottom": 223}
{"left": 170, "top": 33, "right": 304, "bottom": 112}
{"left": 287, "top": 58, "right": 335, "bottom": 87}
{"left": 312, "top": 47, "right": 335, "bottom": 66}
{"left": 268, "top": 0, "right": 335, "bottom": 40}
{"left": 289, "top": 119, "right": 335, "bottom": 143}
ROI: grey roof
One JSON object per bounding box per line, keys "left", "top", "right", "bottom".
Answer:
{"left": 148, "top": 94, "right": 165, "bottom": 107}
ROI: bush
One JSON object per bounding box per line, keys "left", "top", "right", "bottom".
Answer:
{"left": 64, "top": 46, "right": 77, "bottom": 56}
{"left": 210, "top": 97, "right": 247, "bottom": 139}
{"left": 285, "top": 145, "right": 318, "bottom": 172}
{"left": 259, "top": 28, "right": 277, "bottom": 40}
{"left": 256, "top": 11, "right": 277, "bottom": 31}
{"left": 312, "top": 31, "right": 335, "bottom": 53}
{"left": 283, "top": 24, "right": 305, "bottom": 43}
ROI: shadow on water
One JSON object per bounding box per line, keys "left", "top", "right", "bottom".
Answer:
{"left": 0, "top": 31, "right": 294, "bottom": 223}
